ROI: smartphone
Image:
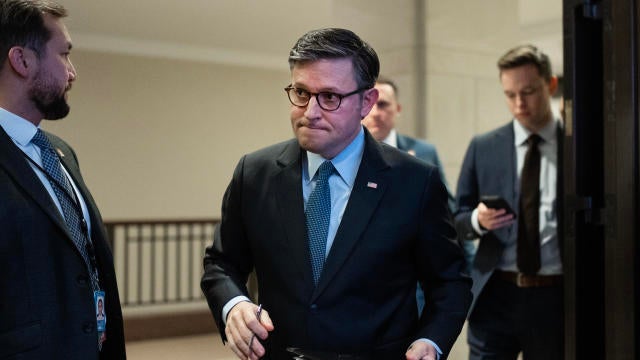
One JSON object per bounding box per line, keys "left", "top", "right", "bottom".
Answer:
{"left": 480, "top": 195, "right": 516, "bottom": 217}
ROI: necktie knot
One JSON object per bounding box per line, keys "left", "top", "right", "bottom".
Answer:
{"left": 316, "top": 161, "right": 335, "bottom": 182}
{"left": 526, "top": 134, "right": 542, "bottom": 148}
{"left": 31, "top": 129, "right": 56, "bottom": 155}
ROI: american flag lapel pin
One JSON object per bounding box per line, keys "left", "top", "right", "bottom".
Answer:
{"left": 56, "top": 148, "right": 65, "bottom": 157}
{"left": 367, "top": 181, "right": 378, "bottom": 189}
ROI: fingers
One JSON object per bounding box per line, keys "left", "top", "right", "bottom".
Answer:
{"left": 225, "top": 302, "right": 272, "bottom": 359}
{"left": 405, "top": 341, "right": 437, "bottom": 360}
{"left": 477, "top": 204, "right": 515, "bottom": 230}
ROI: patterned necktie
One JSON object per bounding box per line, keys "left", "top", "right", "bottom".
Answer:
{"left": 517, "top": 134, "right": 542, "bottom": 274}
{"left": 31, "top": 130, "right": 100, "bottom": 292}
{"left": 306, "top": 161, "right": 335, "bottom": 285}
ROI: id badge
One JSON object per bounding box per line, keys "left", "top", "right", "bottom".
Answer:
{"left": 94, "top": 290, "right": 107, "bottom": 332}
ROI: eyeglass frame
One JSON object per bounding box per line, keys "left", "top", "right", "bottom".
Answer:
{"left": 284, "top": 85, "right": 370, "bottom": 111}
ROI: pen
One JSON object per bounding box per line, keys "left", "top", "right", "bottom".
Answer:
{"left": 248, "top": 304, "right": 263, "bottom": 350}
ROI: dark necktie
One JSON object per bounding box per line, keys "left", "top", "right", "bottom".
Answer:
{"left": 517, "top": 134, "right": 542, "bottom": 274}
{"left": 31, "top": 130, "right": 100, "bottom": 292}
{"left": 306, "top": 161, "right": 334, "bottom": 285}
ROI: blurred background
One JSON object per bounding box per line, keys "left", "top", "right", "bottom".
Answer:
{"left": 48, "top": 1, "right": 640, "bottom": 360}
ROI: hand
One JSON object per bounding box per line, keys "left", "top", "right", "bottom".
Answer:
{"left": 405, "top": 340, "right": 437, "bottom": 360}
{"left": 477, "top": 202, "right": 515, "bottom": 231}
{"left": 225, "top": 302, "right": 274, "bottom": 360}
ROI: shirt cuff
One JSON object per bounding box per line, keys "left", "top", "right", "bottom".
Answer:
{"left": 471, "top": 207, "right": 488, "bottom": 236}
{"left": 222, "top": 295, "right": 251, "bottom": 325}
{"left": 412, "top": 338, "right": 443, "bottom": 360}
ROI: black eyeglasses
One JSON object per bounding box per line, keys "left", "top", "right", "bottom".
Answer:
{"left": 284, "top": 85, "right": 369, "bottom": 111}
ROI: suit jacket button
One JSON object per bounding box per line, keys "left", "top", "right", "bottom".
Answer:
{"left": 83, "top": 322, "right": 95, "bottom": 333}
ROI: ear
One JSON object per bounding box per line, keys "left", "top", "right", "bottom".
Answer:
{"left": 360, "top": 87, "right": 379, "bottom": 118}
{"left": 6, "top": 46, "right": 35, "bottom": 78}
{"left": 547, "top": 75, "right": 559, "bottom": 96}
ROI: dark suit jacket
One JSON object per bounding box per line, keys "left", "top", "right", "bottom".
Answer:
{"left": 202, "top": 129, "right": 471, "bottom": 359}
{"left": 454, "top": 121, "right": 562, "bottom": 315}
{"left": 0, "top": 128, "right": 126, "bottom": 360}
{"left": 397, "top": 134, "right": 455, "bottom": 211}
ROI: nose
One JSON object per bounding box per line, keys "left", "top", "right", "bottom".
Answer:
{"left": 515, "top": 95, "right": 526, "bottom": 108}
{"left": 369, "top": 104, "right": 381, "bottom": 117}
{"left": 304, "top": 95, "right": 322, "bottom": 119}
{"left": 68, "top": 61, "right": 77, "bottom": 82}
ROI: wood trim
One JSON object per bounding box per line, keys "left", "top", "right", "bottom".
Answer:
{"left": 124, "top": 309, "right": 218, "bottom": 342}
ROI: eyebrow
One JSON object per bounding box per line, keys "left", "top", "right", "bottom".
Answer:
{"left": 291, "top": 83, "right": 343, "bottom": 93}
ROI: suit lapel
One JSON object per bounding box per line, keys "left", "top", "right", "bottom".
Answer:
{"left": 312, "top": 132, "right": 389, "bottom": 301}
{"left": 274, "top": 141, "right": 315, "bottom": 286}
{"left": 0, "top": 128, "right": 71, "bottom": 238}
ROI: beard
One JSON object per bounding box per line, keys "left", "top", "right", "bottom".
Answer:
{"left": 29, "top": 69, "right": 71, "bottom": 120}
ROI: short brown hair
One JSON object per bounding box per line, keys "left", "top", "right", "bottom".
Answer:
{"left": 288, "top": 28, "right": 379, "bottom": 90}
{"left": 0, "top": 0, "right": 67, "bottom": 65}
{"left": 376, "top": 76, "right": 399, "bottom": 98}
{"left": 497, "top": 44, "right": 552, "bottom": 82}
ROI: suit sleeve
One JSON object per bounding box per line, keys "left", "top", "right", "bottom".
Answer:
{"left": 416, "top": 167, "right": 472, "bottom": 355}
{"left": 455, "top": 138, "right": 481, "bottom": 241}
{"left": 201, "top": 156, "right": 253, "bottom": 340}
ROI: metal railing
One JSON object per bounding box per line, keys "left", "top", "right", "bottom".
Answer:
{"left": 105, "top": 219, "right": 219, "bottom": 307}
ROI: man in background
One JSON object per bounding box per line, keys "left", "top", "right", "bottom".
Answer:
{"left": 360, "top": 77, "right": 473, "bottom": 255}
{"left": 361, "top": 77, "right": 453, "bottom": 204}
{"left": 361, "top": 77, "right": 473, "bottom": 304}
{"left": 202, "top": 28, "right": 471, "bottom": 360}
{"left": 0, "top": 1, "right": 126, "bottom": 358}
{"left": 455, "top": 44, "right": 563, "bottom": 360}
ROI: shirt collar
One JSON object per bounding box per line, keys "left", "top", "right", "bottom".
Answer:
{"left": 381, "top": 128, "right": 398, "bottom": 148}
{"left": 306, "top": 126, "right": 365, "bottom": 188}
{"left": 0, "top": 107, "right": 39, "bottom": 147}
{"left": 513, "top": 117, "right": 558, "bottom": 146}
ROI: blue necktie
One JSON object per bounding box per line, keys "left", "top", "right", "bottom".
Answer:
{"left": 31, "top": 130, "right": 100, "bottom": 292}
{"left": 306, "top": 161, "right": 334, "bottom": 285}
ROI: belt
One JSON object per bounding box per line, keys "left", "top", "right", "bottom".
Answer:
{"left": 494, "top": 270, "right": 563, "bottom": 288}
{"left": 287, "top": 347, "right": 368, "bottom": 360}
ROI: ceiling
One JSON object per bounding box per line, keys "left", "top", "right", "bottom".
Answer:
{"left": 60, "top": 0, "right": 415, "bottom": 69}
{"left": 58, "top": 0, "right": 562, "bottom": 72}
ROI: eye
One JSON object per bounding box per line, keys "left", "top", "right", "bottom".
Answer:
{"left": 376, "top": 100, "right": 390, "bottom": 109}
{"left": 319, "top": 92, "right": 339, "bottom": 103}
{"left": 294, "top": 88, "right": 309, "bottom": 98}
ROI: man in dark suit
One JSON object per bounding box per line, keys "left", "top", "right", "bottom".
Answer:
{"left": 0, "top": 1, "right": 126, "bottom": 359}
{"left": 361, "top": 77, "right": 454, "bottom": 208}
{"left": 361, "top": 77, "right": 467, "bottom": 311}
{"left": 201, "top": 28, "right": 471, "bottom": 360}
{"left": 455, "top": 45, "right": 563, "bottom": 360}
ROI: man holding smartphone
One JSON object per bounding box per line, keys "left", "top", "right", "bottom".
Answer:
{"left": 455, "top": 45, "right": 563, "bottom": 360}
